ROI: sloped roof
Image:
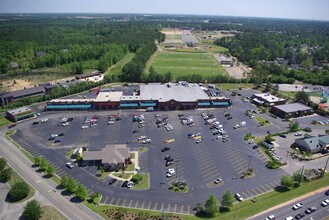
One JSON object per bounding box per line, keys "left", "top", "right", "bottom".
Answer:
{"left": 296, "top": 135, "right": 329, "bottom": 151}
{"left": 83, "top": 144, "right": 130, "bottom": 164}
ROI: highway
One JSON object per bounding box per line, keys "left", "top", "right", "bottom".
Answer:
{"left": 0, "top": 128, "right": 103, "bottom": 220}
{"left": 250, "top": 187, "right": 329, "bottom": 220}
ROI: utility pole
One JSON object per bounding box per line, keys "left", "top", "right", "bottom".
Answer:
{"left": 247, "top": 155, "right": 253, "bottom": 175}
{"left": 299, "top": 165, "right": 304, "bottom": 186}
{"left": 285, "top": 151, "right": 290, "bottom": 164}
{"left": 323, "top": 156, "right": 329, "bottom": 175}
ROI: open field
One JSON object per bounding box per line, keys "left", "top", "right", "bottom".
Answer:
{"left": 216, "top": 83, "right": 254, "bottom": 90}
{"left": 40, "top": 206, "right": 67, "bottom": 220}
{"left": 0, "top": 115, "right": 10, "bottom": 127}
{"left": 151, "top": 51, "right": 226, "bottom": 77}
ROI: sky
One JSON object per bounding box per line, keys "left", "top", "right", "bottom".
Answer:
{"left": 1, "top": 0, "right": 329, "bottom": 21}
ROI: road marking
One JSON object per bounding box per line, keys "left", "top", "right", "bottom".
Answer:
{"left": 141, "top": 201, "right": 145, "bottom": 209}
{"left": 104, "top": 196, "right": 109, "bottom": 204}
{"left": 167, "top": 203, "right": 171, "bottom": 212}
{"left": 160, "top": 203, "right": 164, "bottom": 211}
{"left": 110, "top": 197, "right": 115, "bottom": 205}
{"left": 187, "top": 205, "right": 191, "bottom": 214}
{"left": 147, "top": 201, "right": 152, "bottom": 209}
{"left": 180, "top": 205, "right": 184, "bottom": 213}
{"left": 122, "top": 199, "right": 127, "bottom": 206}
{"left": 129, "top": 200, "right": 133, "bottom": 207}
{"left": 135, "top": 200, "right": 139, "bottom": 208}
{"left": 174, "top": 204, "right": 177, "bottom": 213}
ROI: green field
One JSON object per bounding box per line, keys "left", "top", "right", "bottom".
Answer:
{"left": 151, "top": 52, "right": 225, "bottom": 77}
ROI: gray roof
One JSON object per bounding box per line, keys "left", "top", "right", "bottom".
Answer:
{"left": 140, "top": 83, "right": 209, "bottom": 102}
{"left": 83, "top": 144, "right": 130, "bottom": 164}
{"left": 0, "top": 86, "right": 46, "bottom": 99}
{"left": 296, "top": 135, "right": 329, "bottom": 151}
{"left": 273, "top": 103, "right": 312, "bottom": 113}
{"left": 7, "top": 106, "right": 34, "bottom": 115}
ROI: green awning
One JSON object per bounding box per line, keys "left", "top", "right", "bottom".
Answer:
{"left": 46, "top": 104, "right": 91, "bottom": 109}
{"left": 15, "top": 112, "right": 36, "bottom": 119}
{"left": 198, "top": 102, "right": 211, "bottom": 106}
{"left": 140, "top": 103, "right": 157, "bottom": 107}
{"left": 120, "top": 103, "right": 138, "bottom": 107}
{"left": 212, "top": 102, "right": 229, "bottom": 106}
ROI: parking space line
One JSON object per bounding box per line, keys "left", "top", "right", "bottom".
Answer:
{"left": 104, "top": 196, "right": 109, "bottom": 204}
{"left": 251, "top": 189, "right": 258, "bottom": 195}
{"left": 254, "top": 187, "right": 263, "bottom": 194}
{"left": 110, "top": 197, "right": 115, "bottom": 205}
{"left": 160, "top": 203, "right": 164, "bottom": 211}
{"left": 187, "top": 205, "right": 191, "bottom": 214}
{"left": 260, "top": 185, "right": 268, "bottom": 192}
{"left": 264, "top": 184, "right": 273, "bottom": 190}
{"left": 245, "top": 190, "right": 253, "bottom": 197}
{"left": 180, "top": 205, "right": 184, "bottom": 213}
{"left": 153, "top": 202, "right": 158, "bottom": 210}
{"left": 198, "top": 161, "right": 216, "bottom": 169}
{"left": 203, "top": 170, "right": 220, "bottom": 179}
{"left": 122, "top": 199, "right": 127, "bottom": 206}
{"left": 129, "top": 200, "right": 133, "bottom": 207}
{"left": 174, "top": 204, "right": 177, "bottom": 213}
{"left": 147, "top": 201, "right": 152, "bottom": 209}
{"left": 167, "top": 203, "right": 171, "bottom": 212}
{"left": 240, "top": 192, "right": 249, "bottom": 199}
{"left": 134, "top": 200, "right": 139, "bottom": 208}
{"left": 115, "top": 198, "right": 120, "bottom": 205}
{"left": 141, "top": 201, "right": 145, "bottom": 209}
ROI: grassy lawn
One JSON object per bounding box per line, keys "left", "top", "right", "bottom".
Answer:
{"left": 151, "top": 51, "right": 225, "bottom": 78}
{"left": 66, "top": 149, "right": 74, "bottom": 160}
{"left": 217, "top": 83, "right": 254, "bottom": 90}
{"left": 125, "top": 163, "right": 135, "bottom": 172}
{"left": 112, "top": 172, "right": 132, "bottom": 180}
{"left": 139, "top": 146, "right": 148, "bottom": 153}
{"left": 255, "top": 115, "right": 272, "bottom": 126}
{"left": 307, "top": 91, "right": 323, "bottom": 97}
{"left": 7, "top": 165, "right": 36, "bottom": 203}
{"left": 278, "top": 91, "right": 296, "bottom": 99}
{"left": 40, "top": 206, "right": 67, "bottom": 220}
{"left": 96, "top": 171, "right": 111, "bottom": 180}
{"left": 106, "top": 53, "right": 134, "bottom": 75}
{"left": 132, "top": 173, "right": 149, "bottom": 190}
{"left": 168, "top": 48, "right": 207, "bottom": 53}
{"left": 130, "top": 152, "right": 136, "bottom": 159}
{"left": 0, "top": 115, "right": 10, "bottom": 127}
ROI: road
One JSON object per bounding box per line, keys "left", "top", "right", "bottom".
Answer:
{"left": 0, "top": 128, "right": 103, "bottom": 220}
{"left": 249, "top": 187, "right": 329, "bottom": 220}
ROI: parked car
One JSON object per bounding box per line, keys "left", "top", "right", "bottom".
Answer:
{"left": 54, "top": 139, "right": 62, "bottom": 143}
{"left": 294, "top": 213, "right": 304, "bottom": 220}
{"left": 265, "top": 215, "right": 276, "bottom": 220}
{"left": 166, "top": 161, "right": 174, "bottom": 166}
{"left": 41, "top": 118, "right": 48, "bottom": 123}
{"left": 214, "top": 178, "right": 222, "bottom": 184}
{"left": 142, "top": 139, "right": 151, "bottom": 144}
{"left": 295, "top": 132, "right": 302, "bottom": 136}
{"left": 32, "top": 121, "right": 39, "bottom": 125}
{"left": 108, "top": 121, "right": 114, "bottom": 125}
{"left": 304, "top": 206, "right": 317, "bottom": 214}
{"left": 292, "top": 203, "right": 303, "bottom": 210}
{"left": 8, "top": 124, "right": 17, "bottom": 128}
{"left": 161, "top": 147, "right": 171, "bottom": 152}
{"left": 108, "top": 179, "right": 117, "bottom": 185}
{"left": 81, "top": 125, "right": 89, "bottom": 129}
{"left": 51, "top": 134, "right": 58, "bottom": 138}
{"left": 133, "top": 130, "right": 139, "bottom": 133}
{"left": 325, "top": 190, "right": 329, "bottom": 196}
{"left": 279, "top": 134, "right": 287, "bottom": 138}
{"left": 321, "top": 199, "right": 329, "bottom": 207}
{"left": 252, "top": 145, "right": 259, "bottom": 149}
{"left": 127, "top": 181, "right": 133, "bottom": 188}
{"left": 58, "top": 133, "right": 65, "bottom": 136}
{"left": 121, "top": 181, "right": 128, "bottom": 188}
{"left": 235, "top": 193, "right": 243, "bottom": 201}
{"left": 66, "top": 162, "right": 74, "bottom": 169}
{"left": 48, "top": 137, "right": 56, "bottom": 141}
{"left": 196, "top": 138, "right": 203, "bottom": 143}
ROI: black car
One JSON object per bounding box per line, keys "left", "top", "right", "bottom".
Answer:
{"left": 8, "top": 124, "right": 17, "bottom": 128}
{"left": 32, "top": 121, "right": 39, "bottom": 125}
{"left": 161, "top": 147, "right": 171, "bottom": 152}
{"left": 68, "top": 117, "right": 74, "bottom": 122}
{"left": 227, "top": 116, "right": 233, "bottom": 120}
{"left": 164, "top": 155, "right": 171, "bottom": 160}
{"left": 252, "top": 145, "right": 259, "bottom": 149}
{"left": 224, "top": 113, "right": 231, "bottom": 117}
{"left": 305, "top": 207, "right": 317, "bottom": 214}
{"left": 279, "top": 134, "right": 287, "bottom": 138}
{"left": 295, "top": 213, "right": 305, "bottom": 219}
{"left": 166, "top": 157, "right": 174, "bottom": 162}
{"left": 58, "top": 133, "right": 65, "bottom": 136}
{"left": 121, "top": 181, "right": 128, "bottom": 188}
{"left": 133, "top": 130, "right": 139, "bottom": 133}
{"left": 325, "top": 190, "right": 329, "bottom": 196}
{"left": 48, "top": 137, "right": 56, "bottom": 141}
{"left": 108, "top": 179, "right": 117, "bottom": 185}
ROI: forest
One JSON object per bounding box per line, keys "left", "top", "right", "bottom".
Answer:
{"left": 0, "top": 16, "right": 165, "bottom": 79}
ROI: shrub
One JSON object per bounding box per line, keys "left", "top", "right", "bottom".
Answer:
{"left": 7, "top": 182, "right": 30, "bottom": 202}
{"left": 304, "top": 127, "right": 312, "bottom": 132}
{"left": 0, "top": 168, "right": 12, "bottom": 182}
{"left": 0, "top": 158, "right": 7, "bottom": 171}
{"left": 131, "top": 174, "right": 143, "bottom": 184}
{"left": 22, "top": 200, "right": 43, "bottom": 220}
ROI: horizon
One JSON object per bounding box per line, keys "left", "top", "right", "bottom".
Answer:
{"left": 1, "top": 0, "right": 329, "bottom": 21}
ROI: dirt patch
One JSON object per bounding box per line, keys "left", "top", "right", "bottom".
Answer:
{"left": 2, "top": 79, "right": 34, "bottom": 92}
{"left": 161, "top": 29, "right": 182, "bottom": 35}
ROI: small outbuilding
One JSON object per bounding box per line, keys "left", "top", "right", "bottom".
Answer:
{"left": 6, "top": 106, "right": 36, "bottom": 122}
{"left": 251, "top": 93, "right": 286, "bottom": 106}
{"left": 293, "top": 134, "right": 329, "bottom": 154}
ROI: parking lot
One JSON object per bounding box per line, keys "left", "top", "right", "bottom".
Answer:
{"left": 9, "top": 89, "right": 301, "bottom": 214}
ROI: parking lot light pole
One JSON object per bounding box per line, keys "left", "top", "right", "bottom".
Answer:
{"left": 175, "top": 160, "right": 180, "bottom": 181}
{"left": 247, "top": 155, "right": 253, "bottom": 172}
{"left": 285, "top": 151, "right": 290, "bottom": 164}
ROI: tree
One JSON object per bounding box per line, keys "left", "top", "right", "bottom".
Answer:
{"left": 34, "top": 156, "right": 42, "bottom": 167}
{"left": 0, "top": 168, "right": 12, "bottom": 182}
{"left": 39, "top": 158, "right": 48, "bottom": 171}
{"left": 204, "top": 194, "right": 219, "bottom": 217}
{"left": 66, "top": 178, "right": 78, "bottom": 194}
{"left": 8, "top": 182, "right": 30, "bottom": 202}
{"left": 265, "top": 82, "right": 272, "bottom": 92}
{"left": 292, "top": 172, "right": 303, "bottom": 185}
{"left": 131, "top": 174, "right": 143, "bottom": 184}
{"left": 22, "top": 199, "right": 43, "bottom": 220}
{"left": 46, "top": 165, "right": 55, "bottom": 177}
{"left": 60, "top": 175, "right": 69, "bottom": 189}
{"left": 0, "top": 158, "right": 7, "bottom": 171}
{"left": 221, "top": 191, "right": 234, "bottom": 210}
{"left": 295, "top": 91, "right": 310, "bottom": 103}
{"left": 281, "top": 175, "right": 294, "bottom": 189}
{"left": 289, "top": 121, "right": 300, "bottom": 132}
{"left": 75, "top": 184, "right": 88, "bottom": 201}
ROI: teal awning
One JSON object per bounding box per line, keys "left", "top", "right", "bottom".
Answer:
{"left": 120, "top": 103, "right": 138, "bottom": 107}
{"left": 15, "top": 112, "right": 36, "bottom": 119}
{"left": 46, "top": 104, "right": 91, "bottom": 109}
{"left": 140, "top": 103, "right": 157, "bottom": 107}
{"left": 212, "top": 102, "right": 229, "bottom": 106}
{"left": 198, "top": 102, "right": 211, "bottom": 106}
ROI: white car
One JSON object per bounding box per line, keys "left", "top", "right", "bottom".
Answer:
{"left": 292, "top": 202, "right": 303, "bottom": 210}
{"left": 235, "top": 193, "right": 244, "bottom": 201}
{"left": 108, "top": 121, "right": 114, "bottom": 125}
{"left": 214, "top": 178, "right": 222, "bottom": 184}
{"left": 138, "top": 136, "right": 147, "bottom": 141}
{"left": 41, "top": 118, "right": 48, "bottom": 123}
{"left": 166, "top": 168, "right": 176, "bottom": 177}
{"left": 66, "top": 162, "right": 74, "bottom": 169}
{"left": 196, "top": 138, "right": 203, "bottom": 143}
{"left": 81, "top": 125, "right": 89, "bottom": 129}
{"left": 62, "top": 122, "right": 70, "bottom": 127}
{"left": 90, "top": 123, "right": 97, "bottom": 127}
{"left": 265, "top": 215, "right": 276, "bottom": 220}
{"left": 51, "top": 134, "right": 58, "bottom": 138}
{"left": 321, "top": 199, "right": 329, "bottom": 207}
{"left": 142, "top": 139, "right": 151, "bottom": 144}
{"left": 127, "top": 181, "right": 134, "bottom": 188}
{"left": 295, "top": 132, "right": 302, "bottom": 136}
